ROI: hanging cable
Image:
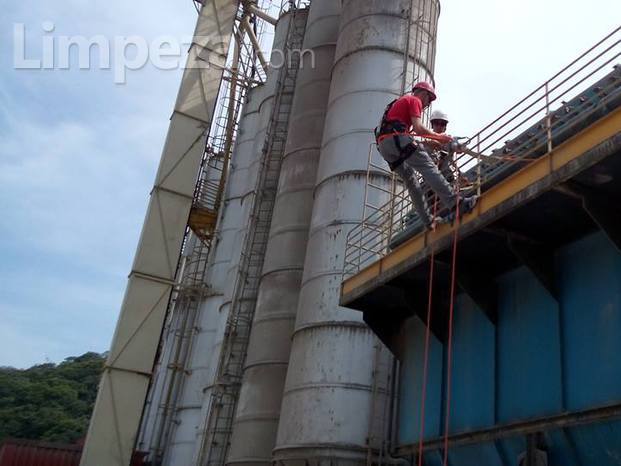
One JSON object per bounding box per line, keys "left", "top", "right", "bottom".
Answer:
{"left": 441, "top": 168, "right": 463, "bottom": 466}
{"left": 416, "top": 196, "right": 438, "bottom": 466}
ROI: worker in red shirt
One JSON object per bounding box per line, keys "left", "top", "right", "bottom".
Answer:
{"left": 375, "top": 82, "right": 478, "bottom": 229}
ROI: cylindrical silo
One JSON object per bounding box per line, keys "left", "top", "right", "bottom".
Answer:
{"left": 227, "top": 2, "right": 339, "bottom": 465}
{"left": 191, "top": 12, "right": 297, "bottom": 463}
{"left": 274, "top": 0, "right": 440, "bottom": 463}
{"left": 216, "top": 8, "right": 294, "bottom": 338}
{"left": 138, "top": 151, "right": 235, "bottom": 462}
{"left": 158, "top": 85, "right": 263, "bottom": 466}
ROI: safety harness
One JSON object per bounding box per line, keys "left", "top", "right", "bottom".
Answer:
{"left": 374, "top": 99, "right": 419, "bottom": 171}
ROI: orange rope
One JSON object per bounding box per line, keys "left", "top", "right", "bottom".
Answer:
{"left": 378, "top": 131, "right": 536, "bottom": 163}
{"left": 416, "top": 198, "right": 438, "bottom": 466}
{"left": 442, "top": 176, "right": 462, "bottom": 466}
{"left": 376, "top": 131, "right": 451, "bottom": 145}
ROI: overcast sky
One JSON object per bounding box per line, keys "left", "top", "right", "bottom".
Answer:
{"left": 1, "top": 0, "right": 619, "bottom": 368}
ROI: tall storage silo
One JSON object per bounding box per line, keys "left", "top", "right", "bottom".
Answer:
{"left": 185, "top": 84, "right": 268, "bottom": 466}
{"left": 274, "top": 0, "right": 440, "bottom": 463}
{"left": 168, "top": 89, "right": 264, "bottom": 466}
{"left": 192, "top": 10, "right": 304, "bottom": 464}
{"left": 227, "top": 1, "right": 341, "bottom": 464}
{"left": 141, "top": 85, "right": 264, "bottom": 466}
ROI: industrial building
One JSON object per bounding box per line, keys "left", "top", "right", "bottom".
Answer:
{"left": 78, "top": 1, "right": 621, "bottom": 465}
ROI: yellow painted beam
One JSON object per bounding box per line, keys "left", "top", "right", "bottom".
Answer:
{"left": 342, "top": 107, "right": 621, "bottom": 298}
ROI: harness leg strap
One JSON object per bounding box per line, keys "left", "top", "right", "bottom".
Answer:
{"left": 388, "top": 141, "right": 418, "bottom": 171}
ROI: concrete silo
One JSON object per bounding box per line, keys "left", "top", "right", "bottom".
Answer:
{"left": 194, "top": 10, "right": 309, "bottom": 464}
{"left": 274, "top": 0, "right": 440, "bottom": 463}
{"left": 165, "top": 86, "right": 264, "bottom": 466}
{"left": 227, "top": 0, "right": 341, "bottom": 464}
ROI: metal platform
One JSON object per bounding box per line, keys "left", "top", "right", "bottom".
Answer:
{"left": 339, "top": 31, "right": 621, "bottom": 461}
{"left": 339, "top": 30, "right": 621, "bottom": 356}
{"left": 342, "top": 113, "right": 621, "bottom": 354}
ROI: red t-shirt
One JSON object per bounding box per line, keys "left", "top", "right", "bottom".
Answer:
{"left": 385, "top": 94, "right": 423, "bottom": 128}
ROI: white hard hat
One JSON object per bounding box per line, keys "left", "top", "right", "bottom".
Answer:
{"left": 430, "top": 109, "right": 449, "bottom": 123}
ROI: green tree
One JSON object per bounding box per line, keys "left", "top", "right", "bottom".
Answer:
{"left": 0, "top": 352, "right": 105, "bottom": 444}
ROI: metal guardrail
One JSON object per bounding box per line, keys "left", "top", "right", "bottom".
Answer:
{"left": 343, "top": 26, "right": 621, "bottom": 279}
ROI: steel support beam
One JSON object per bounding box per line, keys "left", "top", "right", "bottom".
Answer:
{"left": 361, "top": 284, "right": 412, "bottom": 358}
{"left": 395, "top": 402, "right": 621, "bottom": 456}
{"left": 456, "top": 273, "right": 499, "bottom": 324}
{"left": 407, "top": 282, "right": 450, "bottom": 345}
{"left": 246, "top": 2, "right": 278, "bottom": 25}
{"left": 391, "top": 272, "right": 450, "bottom": 344}
{"left": 241, "top": 15, "right": 269, "bottom": 74}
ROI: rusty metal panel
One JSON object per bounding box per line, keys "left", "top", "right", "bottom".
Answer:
{"left": 0, "top": 440, "right": 81, "bottom": 466}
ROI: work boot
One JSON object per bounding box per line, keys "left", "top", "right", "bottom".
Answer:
{"left": 403, "top": 210, "right": 438, "bottom": 230}
{"left": 423, "top": 215, "right": 445, "bottom": 231}
{"left": 402, "top": 210, "right": 417, "bottom": 226}
{"left": 440, "top": 195, "right": 479, "bottom": 225}
{"left": 461, "top": 195, "right": 479, "bottom": 214}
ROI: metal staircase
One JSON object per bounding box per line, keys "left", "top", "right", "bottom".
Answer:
{"left": 198, "top": 8, "right": 308, "bottom": 466}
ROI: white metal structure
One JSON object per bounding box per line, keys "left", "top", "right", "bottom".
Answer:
{"left": 83, "top": 0, "right": 444, "bottom": 464}
{"left": 80, "top": 1, "right": 239, "bottom": 465}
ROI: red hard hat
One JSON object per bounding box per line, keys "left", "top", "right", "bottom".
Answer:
{"left": 412, "top": 81, "right": 437, "bottom": 101}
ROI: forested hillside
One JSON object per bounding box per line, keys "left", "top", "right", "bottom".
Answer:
{"left": 0, "top": 352, "right": 105, "bottom": 444}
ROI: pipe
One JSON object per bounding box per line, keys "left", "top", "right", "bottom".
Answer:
{"left": 241, "top": 15, "right": 268, "bottom": 74}
{"left": 217, "top": 31, "right": 242, "bottom": 208}
{"left": 247, "top": 3, "right": 278, "bottom": 26}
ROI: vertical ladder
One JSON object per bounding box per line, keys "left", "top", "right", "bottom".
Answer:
{"left": 198, "top": 8, "right": 308, "bottom": 466}
{"left": 146, "top": 152, "right": 228, "bottom": 465}
{"left": 151, "top": 234, "right": 211, "bottom": 465}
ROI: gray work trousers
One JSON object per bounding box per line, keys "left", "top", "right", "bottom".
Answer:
{"left": 378, "top": 135, "right": 456, "bottom": 226}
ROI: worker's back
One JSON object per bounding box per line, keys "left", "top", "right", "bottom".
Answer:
{"left": 385, "top": 93, "right": 424, "bottom": 128}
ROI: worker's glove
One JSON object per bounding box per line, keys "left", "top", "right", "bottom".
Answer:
{"left": 434, "top": 133, "right": 453, "bottom": 145}
{"left": 449, "top": 137, "right": 468, "bottom": 154}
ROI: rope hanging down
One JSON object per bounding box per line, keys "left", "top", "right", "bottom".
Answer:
{"left": 415, "top": 168, "right": 465, "bottom": 466}
{"left": 442, "top": 183, "right": 462, "bottom": 466}
{"left": 416, "top": 198, "right": 438, "bottom": 466}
